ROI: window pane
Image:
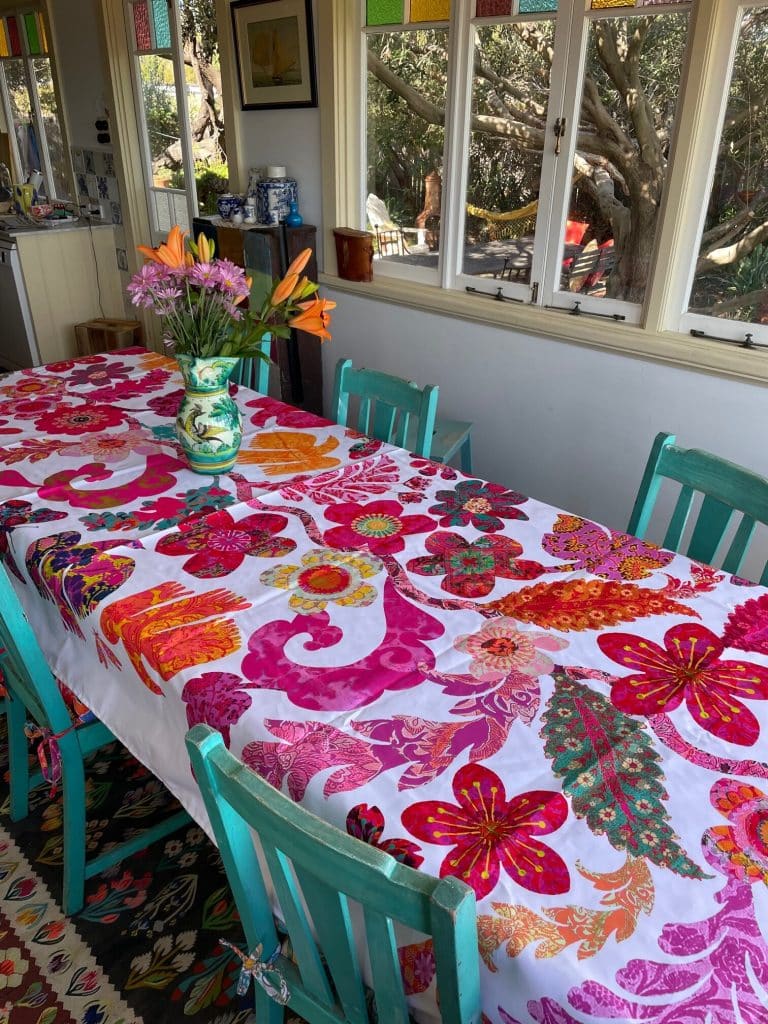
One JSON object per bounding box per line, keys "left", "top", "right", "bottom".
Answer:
{"left": 366, "top": 28, "right": 447, "bottom": 268}
{"left": 138, "top": 53, "right": 184, "bottom": 189}
{"left": 3, "top": 58, "right": 33, "bottom": 183}
{"left": 463, "top": 20, "right": 555, "bottom": 282}
{"left": 687, "top": 8, "right": 768, "bottom": 328}
{"left": 32, "top": 58, "right": 70, "bottom": 200}
{"left": 558, "top": 12, "right": 689, "bottom": 304}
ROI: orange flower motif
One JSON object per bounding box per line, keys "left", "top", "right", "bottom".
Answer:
{"left": 289, "top": 296, "right": 336, "bottom": 340}
{"left": 137, "top": 224, "right": 188, "bottom": 268}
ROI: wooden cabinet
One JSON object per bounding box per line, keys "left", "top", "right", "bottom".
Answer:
{"left": 194, "top": 218, "right": 323, "bottom": 416}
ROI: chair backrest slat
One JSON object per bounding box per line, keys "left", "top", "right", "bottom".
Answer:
{"left": 363, "top": 907, "right": 410, "bottom": 1024}
{"left": 0, "top": 562, "right": 70, "bottom": 732}
{"left": 230, "top": 336, "right": 271, "bottom": 394}
{"left": 332, "top": 358, "right": 439, "bottom": 459}
{"left": 291, "top": 864, "right": 369, "bottom": 1023}
{"left": 629, "top": 432, "right": 768, "bottom": 582}
{"left": 186, "top": 725, "right": 481, "bottom": 1024}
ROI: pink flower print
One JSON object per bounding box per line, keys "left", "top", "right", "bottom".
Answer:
{"left": 323, "top": 499, "right": 435, "bottom": 556}
{"left": 246, "top": 395, "right": 331, "bottom": 428}
{"left": 409, "top": 457, "right": 458, "bottom": 481}
{"left": 260, "top": 548, "right": 383, "bottom": 612}
{"left": 598, "top": 622, "right": 768, "bottom": 746}
{"left": 401, "top": 762, "right": 570, "bottom": 899}
{"left": 0, "top": 375, "right": 64, "bottom": 400}
{"left": 181, "top": 672, "right": 253, "bottom": 746}
{"left": 703, "top": 779, "right": 768, "bottom": 884}
{"left": 34, "top": 402, "right": 126, "bottom": 435}
{"left": 455, "top": 618, "right": 568, "bottom": 681}
{"left": 542, "top": 513, "right": 674, "bottom": 581}
{"left": 429, "top": 479, "right": 529, "bottom": 533}
{"left": 346, "top": 803, "right": 423, "bottom": 867}
{"left": 62, "top": 428, "right": 160, "bottom": 464}
{"left": 146, "top": 389, "right": 184, "bottom": 418}
{"left": 156, "top": 509, "right": 296, "bottom": 579}
{"left": 407, "top": 532, "right": 546, "bottom": 598}
{"left": 69, "top": 361, "right": 131, "bottom": 387}
{"left": 9, "top": 397, "right": 61, "bottom": 420}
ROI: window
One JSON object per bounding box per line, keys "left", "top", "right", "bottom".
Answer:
{"left": 127, "top": 0, "right": 228, "bottom": 243}
{"left": 0, "top": 9, "right": 71, "bottom": 201}
{"left": 683, "top": 5, "right": 768, "bottom": 345}
{"left": 362, "top": 0, "right": 693, "bottom": 325}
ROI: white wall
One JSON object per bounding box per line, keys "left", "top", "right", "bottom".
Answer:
{"left": 321, "top": 290, "right": 768, "bottom": 533}
{"left": 48, "top": 0, "right": 111, "bottom": 152}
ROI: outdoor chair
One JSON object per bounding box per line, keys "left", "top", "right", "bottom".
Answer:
{"left": 366, "top": 194, "right": 428, "bottom": 257}
{"left": 628, "top": 432, "right": 768, "bottom": 584}
{"left": 186, "top": 723, "right": 481, "bottom": 1024}
{"left": 332, "top": 358, "right": 473, "bottom": 471}
{"left": 0, "top": 562, "right": 190, "bottom": 914}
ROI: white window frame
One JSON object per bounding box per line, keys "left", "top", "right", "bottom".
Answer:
{"left": 0, "top": 5, "right": 71, "bottom": 201}
{"left": 320, "top": 0, "right": 768, "bottom": 379}
{"left": 125, "top": 0, "right": 198, "bottom": 243}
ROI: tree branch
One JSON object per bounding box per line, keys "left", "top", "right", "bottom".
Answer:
{"left": 689, "top": 286, "right": 768, "bottom": 317}
{"left": 696, "top": 218, "right": 768, "bottom": 275}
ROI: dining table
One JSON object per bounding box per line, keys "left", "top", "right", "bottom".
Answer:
{"left": 1, "top": 347, "right": 768, "bottom": 1024}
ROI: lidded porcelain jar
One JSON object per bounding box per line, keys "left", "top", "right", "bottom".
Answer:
{"left": 255, "top": 166, "right": 298, "bottom": 226}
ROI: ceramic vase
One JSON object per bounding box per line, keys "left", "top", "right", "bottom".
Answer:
{"left": 175, "top": 354, "right": 242, "bottom": 474}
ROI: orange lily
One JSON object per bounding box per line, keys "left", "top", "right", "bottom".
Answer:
{"left": 289, "top": 296, "right": 336, "bottom": 341}
{"left": 271, "top": 272, "right": 299, "bottom": 305}
{"left": 137, "top": 224, "right": 188, "bottom": 268}
{"left": 234, "top": 275, "right": 253, "bottom": 307}
{"left": 284, "top": 247, "right": 312, "bottom": 279}
{"left": 289, "top": 275, "right": 317, "bottom": 301}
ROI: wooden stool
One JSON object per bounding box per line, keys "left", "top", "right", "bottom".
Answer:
{"left": 74, "top": 318, "right": 143, "bottom": 356}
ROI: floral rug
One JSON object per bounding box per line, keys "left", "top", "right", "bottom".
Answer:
{"left": 0, "top": 725, "right": 280, "bottom": 1024}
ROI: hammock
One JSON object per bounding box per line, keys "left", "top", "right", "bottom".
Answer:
{"left": 466, "top": 199, "right": 539, "bottom": 240}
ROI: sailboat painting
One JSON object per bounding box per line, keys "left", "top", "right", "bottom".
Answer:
{"left": 232, "top": 0, "right": 317, "bottom": 110}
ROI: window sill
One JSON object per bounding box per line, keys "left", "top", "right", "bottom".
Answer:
{"left": 320, "top": 273, "right": 768, "bottom": 387}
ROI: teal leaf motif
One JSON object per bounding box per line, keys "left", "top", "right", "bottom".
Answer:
{"left": 541, "top": 668, "right": 706, "bottom": 878}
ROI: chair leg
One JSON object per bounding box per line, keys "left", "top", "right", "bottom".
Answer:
{"left": 460, "top": 434, "right": 473, "bottom": 474}
{"left": 254, "top": 983, "right": 285, "bottom": 1024}
{"left": 7, "top": 697, "right": 30, "bottom": 822}
{"left": 61, "top": 753, "right": 87, "bottom": 915}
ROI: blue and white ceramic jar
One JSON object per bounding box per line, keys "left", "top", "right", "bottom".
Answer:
{"left": 256, "top": 168, "right": 298, "bottom": 226}
{"left": 216, "top": 193, "right": 243, "bottom": 220}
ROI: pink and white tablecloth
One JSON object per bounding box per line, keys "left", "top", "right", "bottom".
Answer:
{"left": 2, "top": 348, "right": 768, "bottom": 1024}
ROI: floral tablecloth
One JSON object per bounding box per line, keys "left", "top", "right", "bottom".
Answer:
{"left": 2, "top": 349, "right": 768, "bottom": 1024}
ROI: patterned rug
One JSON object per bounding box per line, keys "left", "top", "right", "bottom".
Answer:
{"left": 0, "top": 723, "right": 278, "bottom": 1024}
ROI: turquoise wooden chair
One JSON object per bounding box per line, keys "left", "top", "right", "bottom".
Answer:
{"left": 628, "top": 431, "right": 768, "bottom": 584}
{"left": 186, "top": 724, "right": 481, "bottom": 1024}
{"left": 231, "top": 336, "right": 271, "bottom": 393}
{"left": 332, "top": 357, "right": 473, "bottom": 469}
{"left": 0, "top": 563, "right": 190, "bottom": 914}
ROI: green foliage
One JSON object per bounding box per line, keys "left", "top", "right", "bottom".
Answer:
{"left": 140, "top": 55, "right": 180, "bottom": 162}
{"left": 169, "top": 161, "right": 229, "bottom": 214}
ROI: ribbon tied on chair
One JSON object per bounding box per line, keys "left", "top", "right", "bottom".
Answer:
{"left": 219, "top": 939, "right": 290, "bottom": 1005}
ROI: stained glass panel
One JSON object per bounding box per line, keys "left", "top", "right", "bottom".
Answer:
{"left": 475, "top": 1, "right": 512, "bottom": 16}
{"left": 6, "top": 17, "right": 20, "bottom": 56}
{"left": 0, "top": 21, "right": 8, "bottom": 58}
{"left": 591, "top": 0, "right": 634, "bottom": 7}
{"left": 24, "top": 13, "right": 40, "bottom": 56}
{"left": 366, "top": 0, "right": 404, "bottom": 25}
{"left": 36, "top": 13, "right": 48, "bottom": 54}
{"left": 519, "top": 0, "right": 557, "bottom": 11}
{"left": 152, "top": 0, "right": 171, "bottom": 48}
{"left": 133, "top": 1, "right": 152, "bottom": 51}
{"left": 410, "top": 0, "right": 450, "bottom": 20}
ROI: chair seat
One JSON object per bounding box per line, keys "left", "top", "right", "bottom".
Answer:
{"left": 405, "top": 416, "right": 473, "bottom": 472}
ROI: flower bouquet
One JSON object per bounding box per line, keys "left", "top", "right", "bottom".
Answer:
{"left": 128, "top": 225, "right": 335, "bottom": 474}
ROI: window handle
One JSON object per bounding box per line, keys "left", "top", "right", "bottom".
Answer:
{"left": 553, "top": 116, "right": 566, "bottom": 156}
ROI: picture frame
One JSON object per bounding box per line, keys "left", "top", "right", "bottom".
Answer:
{"left": 230, "top": 0, "right": 317, "bottom": 111}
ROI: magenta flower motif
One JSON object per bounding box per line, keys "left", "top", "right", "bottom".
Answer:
{"left": 346, "top": 803, "right": 423, "bottom": 867}
{"left": 69, "top": 362, "right": 131, "bottom": 387}
{"left": 703, "top": 779, "right": 768, "bottom": 884}
{"left": 407, "top": 531, "right": 546, "bottom": 598}
{"left": 147, "top": 389, "right": 185, "bottom": 418}
{"left": 323, "top": 499, "right": 435, "bottom": 556}
{"left": 34, "top": 402, "right": 126, "bottom": 435}
{"left": 155, "top": 508, "right": 296, "bottom": 578}
{"left": 430, "top": 479, "right": 529, "bottom": 533}
{"left": 402, "top": 761, "right": 570, "bottom": 899}
{"left": 182, "top": 671, "right": 253, "bottom": 746}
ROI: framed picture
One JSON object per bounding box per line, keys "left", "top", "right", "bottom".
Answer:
{"left": 231, "top": 0, "right": 317, "bottom": 111}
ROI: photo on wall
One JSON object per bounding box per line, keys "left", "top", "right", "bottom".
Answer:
{"left": 231, "top": 0, "right": 317, "bottom": 110}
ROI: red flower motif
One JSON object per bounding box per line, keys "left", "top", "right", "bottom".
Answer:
{"left": 402, "top": 762, "right": 569, "bottom": 899}
{"left": 156, "top": 508, "right": 296, "bottom": 578}
{"left": 34, "top": 402, "right": 126, "bottom": 435}
{"left": 346, "top": 803, "right": 423, "bottom": 867}
{"left": 324, "top": 499, "right": 435, "bottom": 556}
{"left": 146, "top": 389, "right": 184, "bottom": 418}
{"left": 429, "top": 479, "right": 528, "bottom": 533}
{"left": 407, "top": 531, "right": 545, "bottom": 598}
{"left": 598, "top": 623, "right": 768, "bottom": 746}
{"left": 246, "top": 395, "right": 331, "bottom": 429}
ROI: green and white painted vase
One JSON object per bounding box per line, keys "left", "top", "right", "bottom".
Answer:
{"left": 174, "top": 354, "right": 242, "bottom": 474}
